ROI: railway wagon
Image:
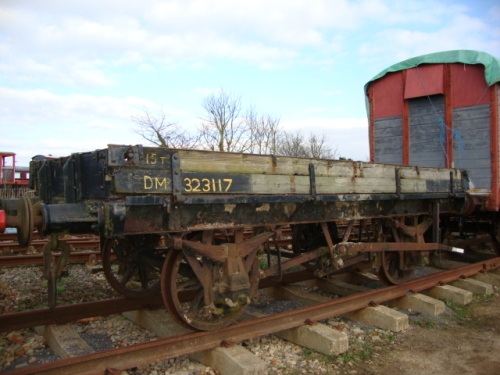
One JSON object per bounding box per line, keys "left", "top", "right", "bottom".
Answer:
{"left": 0, "top": 151, "right": 30, "bottom": 199}
{"left": 365, "top": 50, "right": 500, "bottom": 207}
{"left": 1, "top": 144, "right": 468, "bottom": 330}
{"left": 365, "top": 49, "right": 500, "bottom": 250}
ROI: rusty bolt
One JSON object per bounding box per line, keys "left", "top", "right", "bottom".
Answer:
{"left": 221, "top": 340, "right": 235, "bottom": 348}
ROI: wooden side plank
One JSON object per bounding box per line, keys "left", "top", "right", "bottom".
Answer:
{"left": 110, "top": 146, "right": 465, "bottom": 196}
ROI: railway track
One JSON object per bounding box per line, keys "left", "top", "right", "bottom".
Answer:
{"left": 0, "top": 234, "right": 99, "bottom": 253}
{"left": 0, "top": 232, "right": 292, "bottom": 267}
{"left": 2, "top": 255, "right": 499, "bottom": 375}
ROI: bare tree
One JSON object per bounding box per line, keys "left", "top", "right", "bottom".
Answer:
{"left": 277, "top": 130, "right": 308, "bottom": 157}
{"left": 246, "top": 107, "right": 281, "bottom": 155}
{"left": 306, "top": 133, "right": 337, "bottom": 159}
{"left": 199, "top": 89, "right": 250, "bottom": 152}
{"left": 277, "top": 130, "right": 337, "bottom": 159}
{"left": 132, "top": 108, "right": 198, "bottom": 149}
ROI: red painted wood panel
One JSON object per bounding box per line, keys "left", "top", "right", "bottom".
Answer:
{"left": 371, "top": 71, "right": 404, "bottom": 118}
{"left": 451, "top": 63, "right": 490, "bottom": 107}
{"left": 404, "top": 64, "right": 444, "bottom": 99}
{"left": 488, "top": 85, "right": 499, "bottom": 210}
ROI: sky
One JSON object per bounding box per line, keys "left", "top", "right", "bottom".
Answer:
{"left": 1, "top": 0, "right": 499, "bottom": 167}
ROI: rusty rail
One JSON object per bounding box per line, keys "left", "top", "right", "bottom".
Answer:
{"left": 0, "top": 237, "right": 100, "bottom": 253}
{"left": 0, "top": 296, "right": 164, "bottom": 332}
{"left": 8, "top": 257, "right": 500, "bottom": 375}
{"left": 0, "top": 251, "right": 101, "bottom": 267}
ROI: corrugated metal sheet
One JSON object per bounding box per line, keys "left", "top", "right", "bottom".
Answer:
{"left": 373, "top": 116, "right": 403, "bottom": 164}
{"left": 452, "top": 104, "right": 491, "bottom": 188}
{"left": 409, "top": 96, "right": 446, "bottom": 168}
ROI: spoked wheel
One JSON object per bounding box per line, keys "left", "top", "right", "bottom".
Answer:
{"left": 378, "top": 251, "right": 416, "bottom": 285}
{"left": 102, "top": 234, "right": 164, "bottom": 299}
{"left": 161, "top": 248, "right": 260, "bottom": 331}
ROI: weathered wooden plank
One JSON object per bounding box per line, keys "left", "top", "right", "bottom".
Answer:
{"left": 106, "top": 144, "right": 465, "bottom": 196}
{"left": 176, "top": 148, "right": 461, "bottom": 180}
{"left": 178, "top": 150, "right": 355, "bottom": 177}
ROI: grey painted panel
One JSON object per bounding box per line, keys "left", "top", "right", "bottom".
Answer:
{"left": 409, "top": 96, "right": 446, "bottom": 168}
{"left": 453, "top": 104, "right": 491, "bottom": 189}
{"left": 376, "top": 154, "right": 403, "bottom": 164}
{"left": 457, "top": 159, "right": 492, "bottom": 169}
{"left": 374, "top": 126, "right": 403, "bottom": 138}
{"left": 453, "top": 104, "right": 490, "bottom": 120}
{"left": 374, "top": 116, "right": 403, "bottom": 165}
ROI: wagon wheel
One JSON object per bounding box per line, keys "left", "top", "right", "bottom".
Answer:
{"left": 378, "top": 251, "right": 416, "bottom": 285}
{"left": 102, "top": 234, "right": 164, "bottom": 299}
{"left": 16, "top": 197, "right": 33, "bottom": 247}
{"left": 161, "top": 247, "right": 260, "bottom": 331}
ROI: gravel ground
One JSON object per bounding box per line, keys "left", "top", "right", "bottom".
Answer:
{"left": 2, "top": 261, "right": 493, "bottom": 375}
{"left": 0, "top": 262, "right": 400, "bottom": 375}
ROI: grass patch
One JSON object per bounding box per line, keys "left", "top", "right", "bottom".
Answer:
{"left": 334, "top": 340, "right": 375, "bottom": 364}
{"left": 411, "top": 318, "right": 437, "bottom": 329}
{"left": 302, "top": 348, "right": 313, "bottom": 359}
{"left": 445, "top": 294, "right": 493, "bottom": 323}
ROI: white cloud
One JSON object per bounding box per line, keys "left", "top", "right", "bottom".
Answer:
{"left": 358, "top": 10, "right": 498, "bottom": 70}
{"left": 0, "top": 87, "right": 166, "bottom": 165}
{"left": 1, "top": 0, "right": 498, "bottom": 166}
{"left": 1, "top": 0, "right": 497, "bottom": 88}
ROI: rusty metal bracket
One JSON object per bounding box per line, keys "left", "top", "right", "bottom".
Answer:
{"left": 342, "top": 220, "right": 355, "bottom": 242}
{"left": 393, "top": 217, "right": 433, "bottom": 242}
{"left": 42, "top": 235, "right": 72, "bottom": 309}
{"left": 333, "top": 241, "right": 458, "bottom": 254}
{"left": 260, "top": 246, "right": 330, "bottom": 279}
{"left": 433, "top": 202, "right": 440, "bottom": 243}
{"left": 171, "top": 152, "right": 185, "bottom": 204}
{"left": 449, "top": 171, "right": 455, "bottom": 197}
{"left": 309, "top": 163, "right": 317, "bottom": 200}
{"left": 321, "top": 222, "right": 343, "bottom": 270}
{"left": 395, "top": 168, "right": 402, "bottom": 199}
{"left": 182, "top": 231, "right": 274, "bottom": 263}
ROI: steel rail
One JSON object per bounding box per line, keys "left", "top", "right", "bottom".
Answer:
{"left": 8, "top": 257, "right": 500, "bottom": 375}
{"left": 0, "top": 296, "right": 165, "bottom": 332}
{"left": 0, "top": 238, "right": 100, "bottom": 253}
{"left": 0, "top": 270, "right": 315, "bottom": 331}
{"left": 0, "top": 251, "right": 101, "bottom": 267}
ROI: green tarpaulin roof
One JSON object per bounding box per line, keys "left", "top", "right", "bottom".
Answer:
{"left": 365, "top": 50, "right": 500, "bottom": 94}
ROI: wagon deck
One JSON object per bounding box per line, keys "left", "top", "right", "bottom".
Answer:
{"left": 26, "top": 144, "right": 468, "bottom": 237}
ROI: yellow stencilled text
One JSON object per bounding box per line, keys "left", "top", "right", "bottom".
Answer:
{"left": 184, "top": 177, "right": 233, "bottom": 193}
{"left": 145, "top": 153, "right": 167, "bottom": 165}
{"left": 144, "top": 176, "right": 169, "bottom": 190}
